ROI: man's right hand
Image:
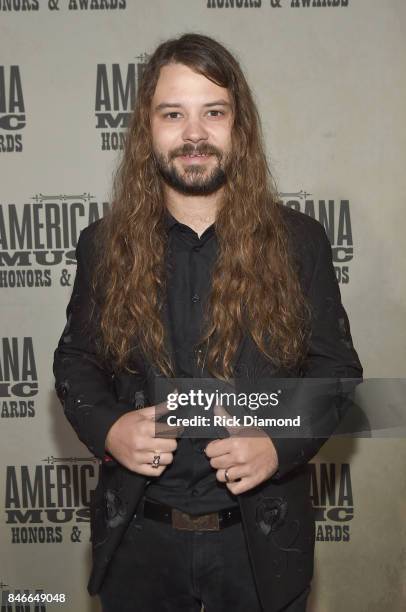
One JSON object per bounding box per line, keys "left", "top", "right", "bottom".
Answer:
{"left": 105, "top": 396, "right": 183, "bottom": 477}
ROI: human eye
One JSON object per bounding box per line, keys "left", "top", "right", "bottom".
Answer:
{"left": 163, "top": 111, "right": 182, "bottom": 119}
{"left": 207, "top": 110, "right": 225, "bottom": 118}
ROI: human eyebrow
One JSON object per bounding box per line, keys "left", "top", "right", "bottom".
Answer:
{"left": 203, "top": 100, "right": 231, "bottom": 108}
{"left": 154, "top": 100, "right": 231, "bottom": 112}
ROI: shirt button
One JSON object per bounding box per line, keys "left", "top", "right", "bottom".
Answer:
{"left": 191, "top": 294, "right": 200, "bottom": 303}
{"left": 193, "top": 245, "right": 201, "bottom": 252}
{"left": 191, "top": 489, "right": 199, "bottom": 497}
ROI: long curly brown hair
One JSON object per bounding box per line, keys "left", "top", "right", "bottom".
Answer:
{"left": 91, "top": 33, "right": 311, "bottom": 381}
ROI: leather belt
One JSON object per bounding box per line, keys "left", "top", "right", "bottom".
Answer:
{"left": 142, "top": 498, "right": 241, "bottom": 531}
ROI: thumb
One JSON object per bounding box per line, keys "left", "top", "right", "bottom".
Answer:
{"left": 141, "top": 388, "right": 180, "bottom": 421}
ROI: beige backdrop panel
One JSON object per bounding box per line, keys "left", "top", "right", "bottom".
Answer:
{"left": 1, "top": 1, "right": 405, "bottom": 611}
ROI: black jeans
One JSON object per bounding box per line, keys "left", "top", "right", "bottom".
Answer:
{"left": 99, "top": 498, "right": 310, "bottom": 612}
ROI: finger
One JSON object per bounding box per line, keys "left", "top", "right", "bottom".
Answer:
{"left": 137, "top": 402, "right": 167, "bottom": 419}
{"left": 132, "top": 428, "right": 178, "bottom": 452}
{"left": 140, "top": 388, "right": 180, "bottom": 420}
{"left": 137, "top": 464, "right": 167, "bottom": 477}
{"left": 140, "top": 417, "right": 183, "bottom": 440}
{"left": 144, "top": 436, "right": 178, "bottom": 453}
{"left": 155, "top": 387, "right": 180, "bottom": 419}
{"left": 136, "top": 451, "right": 174, "bottom": 467}
{"left": 204, "top": 436, "right": 233, "bottom": 459}
{"left": 209, "top": 453, "right": 241, "bottom": 470}
{"left": 216, "top": 466, "right": 249, "bottom": 484}
{"left": 154, "top": 420, "right": 184, "bottom": 439}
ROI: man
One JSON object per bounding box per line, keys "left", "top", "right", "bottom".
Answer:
{"left": 53, "top": 33, "right": 362, "bottom": 612}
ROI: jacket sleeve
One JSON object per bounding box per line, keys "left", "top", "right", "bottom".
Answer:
{"left": 52, "top": 225, "right": 138, "bottom": 460}
{"left": 269, "top": 223, "right": 363, "bottom": 481}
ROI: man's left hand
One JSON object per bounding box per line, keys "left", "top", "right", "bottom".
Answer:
{"left": 204, "top": 404, "right": 279, "bottom": 495}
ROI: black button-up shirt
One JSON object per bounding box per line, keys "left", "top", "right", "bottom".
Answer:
{"left": 144, "top": 209, "right": 239, "bottom": 514}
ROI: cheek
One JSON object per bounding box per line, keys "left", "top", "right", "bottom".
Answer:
{"left": 212, "top": 124, "right": 233, "bottom": 149}
{"left": 151, "top": 123, "right": 178, "bottom": 154}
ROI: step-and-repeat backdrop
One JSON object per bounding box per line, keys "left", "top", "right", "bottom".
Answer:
{"left": 1, "top": 1, "right": 405, "bottom": 611}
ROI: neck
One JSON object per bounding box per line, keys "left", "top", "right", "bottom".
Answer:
{"left": 163, "top": 184, "right": 222, "bottom": 238}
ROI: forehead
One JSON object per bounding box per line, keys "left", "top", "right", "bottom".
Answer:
{"left": 151, "top": 62, "right": 231, "bottom": 107}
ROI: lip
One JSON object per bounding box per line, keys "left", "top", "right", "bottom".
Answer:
{"left": 178, "top": 154, "right": 213, "bottom": 164}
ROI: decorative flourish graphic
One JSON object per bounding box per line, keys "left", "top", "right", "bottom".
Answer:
{"left": 32, "top": 193, "right": 94, "bottom": 203}
{"left": 41, "top": 456, "right": 99, "bottom": 464}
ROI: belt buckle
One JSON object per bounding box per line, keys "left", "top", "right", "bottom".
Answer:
{"left": 172, "top": 509, "right": 220, "bottom": 531}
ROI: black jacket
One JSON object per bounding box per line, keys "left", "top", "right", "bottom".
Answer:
{"left": 53, "top": 207, "right": 363, "bottom": 612}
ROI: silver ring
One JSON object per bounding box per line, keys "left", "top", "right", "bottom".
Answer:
{"left": 152, "top": 454, "right": 161, "bottom": 468}
{"left": 225, "top": 469, "right": 231, "bottom": 483}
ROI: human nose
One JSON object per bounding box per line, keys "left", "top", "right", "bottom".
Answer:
{"left": 181, "top": 115, "right": 209, "bottom": 143}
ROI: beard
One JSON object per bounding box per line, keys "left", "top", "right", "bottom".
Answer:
{"left": 153, "top": 144, "right": 231, "bottom": 196}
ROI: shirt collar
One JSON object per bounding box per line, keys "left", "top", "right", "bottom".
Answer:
{"left": 163, "top": 207, "right": 216, "bottom": 239}
{"left": 163, "top": 208, "right": 179, "bottom": 232}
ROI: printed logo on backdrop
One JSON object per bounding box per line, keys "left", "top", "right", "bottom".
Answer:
{"left": 95, "top": 55, "right": 149, "bottom": 151}
{"left": 280, "top": 191, "right": 353, "bottom": 284}
{"left": 290, "top": 0, "right": 349, "bottom": 7}
{"left": 0, "top": 0, "right": 126, "bottom": 11}
{"left": 1, "top": 337, "right": 38, "bottom": 419}
{"left": 0, "top": 193, "right": 353, "bottom": 286}
{"left": 1, "top": 581, "right": 48, "bottom": 612}
{"left": 0, "top": 195, "right": 109, "bottom": 288}
{"left": 4, "top": 457, "right": 98, "bottom": 545}
{"left": 68, "top": 0, "right": 126, "bottom": 8}
{"left": 0, "top": 0, "right": 39, "bottom": 10}
{"left": 310, "top": 462, "right": 354, "bottom": 542}
{"left": 0, "top": 66, "right": 25, "bottom": 154}
{"left": 206, "top": 0, "right": 349, "bottom": 8}
{"left": 207, "top": 0, "right": 261, "bottom": 7}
